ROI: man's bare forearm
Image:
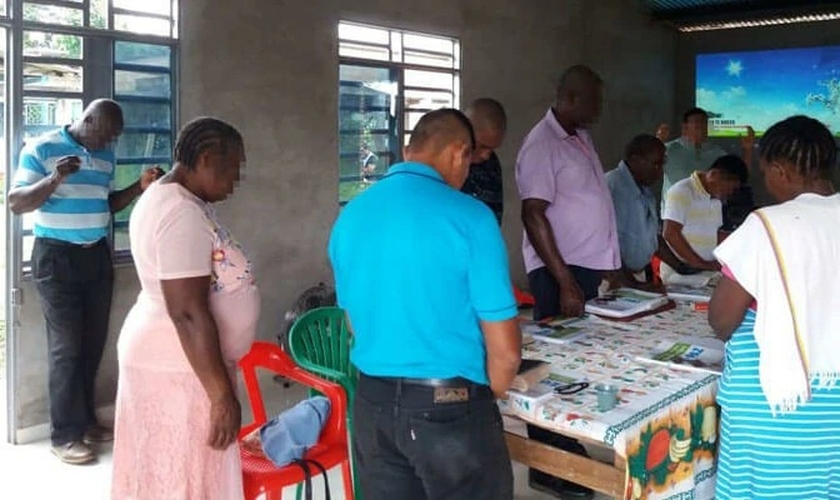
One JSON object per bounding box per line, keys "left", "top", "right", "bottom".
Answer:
{"left": 8, "top": 174, "right": 61, "bottom": 214}
{"left": 109, "top": 181, "right": 142, "bottom": 212}
{"left": 522, "top": 205, "right": 573, "bottom": 284}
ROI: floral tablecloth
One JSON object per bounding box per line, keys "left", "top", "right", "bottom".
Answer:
{"left": 501, "top": 304, "right": 719, "bottom": 500}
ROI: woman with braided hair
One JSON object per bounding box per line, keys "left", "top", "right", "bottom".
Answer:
{"left": 112, "top": 117, "right": 259, "bottom": 499}
{"left": 709, "top": 115, "right": 840, "bottom": 500}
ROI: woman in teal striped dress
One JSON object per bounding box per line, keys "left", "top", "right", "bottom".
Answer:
{"left": 709, "top": 115, "right": 840, "bottom": 500}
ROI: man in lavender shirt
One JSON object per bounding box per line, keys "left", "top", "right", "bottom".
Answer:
{"left": 515, "top": 64, "right": 619, "bottom": 500}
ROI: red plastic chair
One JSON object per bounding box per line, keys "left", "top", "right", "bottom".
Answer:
{"left": 513, "top": 285, "right": 535, "bottom": 307}
{"left": 238, "top": 341, "right": 355, "bottom": 500}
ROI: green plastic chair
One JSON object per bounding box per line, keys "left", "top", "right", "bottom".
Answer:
{"left": 288, "top": 306, "right": 361, "bottom": 497}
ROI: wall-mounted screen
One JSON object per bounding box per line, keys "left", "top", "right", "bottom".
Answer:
{"left": 697, "top": 46, "right": 840, "bottom": 137}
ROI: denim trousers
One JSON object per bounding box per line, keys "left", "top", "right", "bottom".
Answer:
{"left": 32, "top": 237, "right": 113, "bottom": 446}
{"left": 353, "top": 373, "right": 513, "bottom": 500}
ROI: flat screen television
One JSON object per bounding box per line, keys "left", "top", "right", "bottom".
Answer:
{"left": 696, "top": 46, "right": 840, "bottom": 137}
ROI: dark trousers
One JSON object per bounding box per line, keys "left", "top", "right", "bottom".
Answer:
{"left": 526, "top": 266, "right": 601, "bottom": 485}
{"left": 32, "top": 237, "right": 113, "bottom": 446}
{"left": 353, "top": 373, "right": 513, "bottom": 500}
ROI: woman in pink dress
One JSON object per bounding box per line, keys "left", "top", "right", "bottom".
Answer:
{"left": 112, "top": 117, "right": 259, "bottom": 499}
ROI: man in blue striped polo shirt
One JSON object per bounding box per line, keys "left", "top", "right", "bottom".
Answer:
{"left": 8, "top": 99, "right": 162, "bottom": 464}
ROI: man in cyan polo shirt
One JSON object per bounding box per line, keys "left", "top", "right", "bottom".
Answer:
{"left": 461, "top": 97, "right": 507, "bottom": 225}
{"left": 8, "top": 99, "right": 161, "bottom": 464}
{"left": 330, "top": 109, "right": 521, "bottom": 500}
{"left": 516, "top": 64, "right": 619, "bottom": 500}
{"left": 606, "top": 134, "right": 683, "bottom": 286}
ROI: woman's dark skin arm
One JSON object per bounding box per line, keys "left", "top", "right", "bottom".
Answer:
{"left": 161, "top": 276, "right": 240, "bottom": 450}
{"left": 708, "top": 275, "right": 754, "bottom": 341}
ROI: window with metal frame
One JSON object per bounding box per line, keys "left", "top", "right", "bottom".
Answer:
{"left": 337, "top": 21, "right": 460, "bottom": 204}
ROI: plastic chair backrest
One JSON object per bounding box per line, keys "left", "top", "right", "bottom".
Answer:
{"left": 287, "top": 307, "right": 358, "bottom": 398}
{"left": 238, "top": 341, "right": 347, "bottom": 447}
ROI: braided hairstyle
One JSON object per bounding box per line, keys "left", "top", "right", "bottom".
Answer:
{"left": 759, "top": 115, "right": 837, "bottom": 180}
{"left": 174, "top": 117, "right": 243, "bottom": 170}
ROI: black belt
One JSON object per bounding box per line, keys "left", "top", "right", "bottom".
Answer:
{"left": 396, "top": 376, "right": 476, "bottom": 388}
{"left": 362, "top": 373, "right": 479, "bottom": 388}
{"left": 37, "top": 237, "right": 105, "bottom": 249}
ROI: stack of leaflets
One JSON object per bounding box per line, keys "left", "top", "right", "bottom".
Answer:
{"left": 584, "top": 288, "right": 669, "bottom": 319}
{"left": 510, "top": 359, "right": 552, "bottom": 392}
{"left": 520, "top": 316, "right": 592, "bottom": 345}
{"left": 665, "top": 284, "right": 715, "bottom": 303}
{"left": 636, "top": 337, "right": 724, "bottom": 374}
{"left": 505, "top": 373, "right": 577, "bottom": 418}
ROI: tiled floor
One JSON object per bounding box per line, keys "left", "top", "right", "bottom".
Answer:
{"left": 0, "top": 376, "right": 611, "bottom": 499}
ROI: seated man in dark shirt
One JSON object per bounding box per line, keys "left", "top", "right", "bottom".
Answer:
{"left": 461, "top": 98, "right": 507, "bottom": 225}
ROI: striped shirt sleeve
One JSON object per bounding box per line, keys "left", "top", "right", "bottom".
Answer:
{"left": 663, "top": 183, "right": 690, "bottom": 225}
{"left": 12, "top": 149, "right": 47, "bottom": 187}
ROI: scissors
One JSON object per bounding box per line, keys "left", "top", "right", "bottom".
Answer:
{"left": 554, "top": 381, "right": 590, "bottom": 395}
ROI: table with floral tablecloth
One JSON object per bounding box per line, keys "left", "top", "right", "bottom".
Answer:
{"left": 501, "top": 304, "right": 719, "bottom": 500}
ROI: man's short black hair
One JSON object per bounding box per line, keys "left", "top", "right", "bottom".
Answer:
{"left": 624, "top": 134, "right": 664, "bottom": 161}
{"left": 709, "top": 154, "right": 748, "bottom": 183}
{"left": 407, "top": 108, "right": 475, "bottom": 153}
{"left": 683, "top": 107, "right": 708, "bottom": 123}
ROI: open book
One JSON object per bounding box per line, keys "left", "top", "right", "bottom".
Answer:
{"left": 520, "top": 316, "right": 591, "bottom": 345}
{"left": 584, "top": 288, "right": 669, "bottom": 319}
{"left": 637, "top": 337, "right": 725, "bottom": 374}
{"left": 666, "top": 284, "right": 715, "bottom": 303}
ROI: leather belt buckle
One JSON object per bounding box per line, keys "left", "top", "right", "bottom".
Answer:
{"left": 433, "top": 387, "right": 469, "bottom": 403}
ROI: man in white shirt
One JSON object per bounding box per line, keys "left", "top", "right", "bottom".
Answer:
{"left": 661, "top": 154, "right": 748, "bottom": 284}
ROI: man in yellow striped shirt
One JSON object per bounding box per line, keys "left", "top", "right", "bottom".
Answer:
{"left": 661, "top": 154, "right": 747, "bottom": 283}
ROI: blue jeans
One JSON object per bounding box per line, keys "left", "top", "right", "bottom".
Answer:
{"left": 353, "top": 374, "right": 513, "bottom": 500}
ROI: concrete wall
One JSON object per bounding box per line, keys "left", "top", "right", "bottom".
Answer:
{"left": 179, "top": 0, "right": 676, "bottom": 321}
{"left": 12, "top": 0, "right": 677, "bottom": 436}
{"left": 676, "top": 20, "right": 840, "bottom": 205}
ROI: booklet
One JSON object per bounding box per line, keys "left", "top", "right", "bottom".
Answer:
{"left": 520, "top": 315, "right": 592, "bottom": 345}
{"left": 584, "top": 288, "right": 669, "bottom": 319}
{"left": 665, "top": 284, "right": 715, "bottom": 303}
{"left": 637, "top": 337, "right": 725, "bottom": 374}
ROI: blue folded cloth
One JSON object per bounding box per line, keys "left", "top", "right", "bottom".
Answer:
{"left": 259, "top": 396, "right": 331, "bottom": 467}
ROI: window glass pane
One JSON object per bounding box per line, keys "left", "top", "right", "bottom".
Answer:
{"left": 90, "top": 0, "right": 108, "bottom": 28}
{"left": 338, "top": 23, "right": 389, "bottom": 46}
{"left": 403, "top": 49, "right": 455, "bottom": 69}
{"left": 116, "top": 131, "right": 171, "bottom": 159}
{"left": 24, "top": 62, "right": 83, "bottom": 93}
{"left": 338, "top": 64, "right": 398, "bottom": 204}
{"left": 113, "top": 163, "right": 171, "bottom": 251}
{"left": 23, "top": 4, "right": 83, "bottom": 26}
{"left": 404, "top": 88, "right": 453, "bottom": 111}
{"left": 114, "top": 0, "right": 171, "bottom": 16}
{"left": 115, "top": 41, "right": 171, "bottom": 68}
{"left": 120, "top": 101, "right": 171, "bottom": 128}
{"left": 23, "top": 31, "right": 83, "bottom": 59}
{"left": 405, "top": 111, "right": 426, "bottom": 132}
{"left": 115, "top": 70, "right": 171, "bottom": 98}
{"left": 339, "top": 42, "right": 389, "bottom": 62}
{"left": 23, "top": 235, "right": 35, "bottom": 264}
{"left": 23, "top": 97, "right": 82, "bottom": 143}
{"left": 114, "top": 13, "right": 171, "bottom": 36}
{"left": 402, "top": 33, "right": 454, "bottom": 54}
{"left": 403, "top": 69, "right": 455, "bottom": 90}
